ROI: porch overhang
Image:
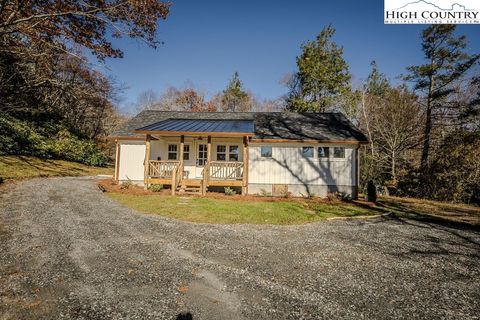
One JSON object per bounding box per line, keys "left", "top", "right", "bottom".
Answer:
{"left": 133, "top": 118, "right": 255, "bottom": 137}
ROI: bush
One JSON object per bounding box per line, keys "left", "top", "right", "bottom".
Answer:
{"left": 149, "top": 184, "right": 163, "bottom": 192}
{"left": 366, "top": 180, "right": 377, "bottom": 203}
{"left": 259, "top": 188, "right": 271, "bottom": 197}
{"left": 0, "top": 116, "right": 108, "bottom": 166}
{"left": 120, "top": 178, "right": 133, "bottom": 189}
{"left": 224, "top": 187, "right": 236, "bottom": 196}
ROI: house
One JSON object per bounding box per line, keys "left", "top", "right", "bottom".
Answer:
{"left": 109, "top": 111, "right": 368, "bottom": 198}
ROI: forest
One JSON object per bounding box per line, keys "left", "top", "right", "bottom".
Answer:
{"left": 1, "top": 2, "right": 479, "bottom": 203}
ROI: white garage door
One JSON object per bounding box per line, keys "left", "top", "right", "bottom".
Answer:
{"left": 118, "top": 141, "right": 146, "bottom": 181}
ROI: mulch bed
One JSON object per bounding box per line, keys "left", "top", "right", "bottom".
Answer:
{"left": 98, "top": 179, "right": 375, "bottom": 208}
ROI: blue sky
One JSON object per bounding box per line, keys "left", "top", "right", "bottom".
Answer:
{"left": 102, "top": 0, "right": 480, "bottom": 113}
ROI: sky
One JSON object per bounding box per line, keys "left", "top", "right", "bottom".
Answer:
{"left": 101, "top": 0, "right": 480, "bottom": 113}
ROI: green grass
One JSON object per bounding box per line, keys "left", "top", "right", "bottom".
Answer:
{"left": 0, "top": 155, "right": 113, "bottom": 180}
{"left": 107, "top": 193, "right": 379, "bottom": 225}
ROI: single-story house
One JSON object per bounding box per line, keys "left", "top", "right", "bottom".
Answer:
{"left": 108, "top": 111, "right": 368, "bottom": 198}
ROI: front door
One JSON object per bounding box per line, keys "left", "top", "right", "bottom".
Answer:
{"left": 195, "top": 144, "right": 207, "bottom": 178}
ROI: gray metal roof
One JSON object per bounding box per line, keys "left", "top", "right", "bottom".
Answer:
{"left": 136, "top": 119, "right": 254, "bottom": 133}
{"left": 111, "top": 111, "right": 368, "bottom": 142}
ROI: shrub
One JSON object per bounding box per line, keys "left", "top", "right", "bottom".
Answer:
{"left": 366, "top": 180, "right": 377, "bottom": 203}
{"left": 149, "top": 184, "right": 163, "bottom": 192}
{"left": 120, "top": 179, "right": 133, "bottom": 189}
{"left": 259, "top": 188, "right": 271, "bottom": 197}
{"left": 224, "top": 187, "right": 236, "bottom": 196}
{"left": 0, "top": 116, "right": 108, "bottom": 166}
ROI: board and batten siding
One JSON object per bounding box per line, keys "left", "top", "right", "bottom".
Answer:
{"left": 117, "top": 140, "right": 146, "bottom": 182}
{"left": 248, "top": 143, "right": 357, "bottom": 195}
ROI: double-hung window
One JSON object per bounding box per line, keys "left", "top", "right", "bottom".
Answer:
{"left": 216, "top": 145, "right": 226, "bottom": 161}
{"left": 229, "top": 146, "right": 239, "bottom": 161}
{"left": 333, "top": 147, "right": 345, "bottom": 158}
{"left": 168, "top": 144, "right": 178, "bottom": 160}
{"left": 260, "top": 146, "right": 272, "bottom": 158}
{"left": 318, "top": 147, "right": 329, "bottom": 158}
{"left": 183, "top": 144, "right": 190, "bottom": 160}
{"left": 301, "top": 146, "right": 314, "bottom": 158}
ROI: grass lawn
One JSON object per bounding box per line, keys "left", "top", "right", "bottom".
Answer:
{"left": 378, "top": 196, "right": 480, "bottom": 227}
{"left": 107, "top": 193, "right": 380, "bottom": 225}
{"left": 0, "top": 156, "right": 113, "bottom": 180}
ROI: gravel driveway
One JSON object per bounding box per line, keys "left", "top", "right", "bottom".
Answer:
{"left": 0, "top": 177, "right": 479, "bottom": 320}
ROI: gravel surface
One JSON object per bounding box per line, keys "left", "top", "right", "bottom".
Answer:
{"left": 0, "top": 177, "right": 479, "bottom": 320}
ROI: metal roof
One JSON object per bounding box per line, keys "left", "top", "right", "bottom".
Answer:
{"left": 111, "top": 111, "right": 368, "bottom": 143}
{"left": 136, "top": 119, "right": 255, "bottom": 134}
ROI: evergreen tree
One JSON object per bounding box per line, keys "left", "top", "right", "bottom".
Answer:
{"left": 287, "top": 25, "right": 352, "bottom": 112}
{"left": 221, "top": 72, "right": 251, "bottom": 112}
{"left": 405, "top": 25, "right": 480, "bottom": 167}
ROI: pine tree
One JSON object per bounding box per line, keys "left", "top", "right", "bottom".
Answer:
{"left": 405, "top": 25, "right": 479, "bottom": 167}
{"left": 221, "top": 72, "right": 251, "bottom": 112}
{"left": 287, "top": 25, "right": 352, "bottom": 112}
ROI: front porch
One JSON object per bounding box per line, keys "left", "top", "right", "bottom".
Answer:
{"left": 143, "top": 135, "right": 249, "bottom": 195}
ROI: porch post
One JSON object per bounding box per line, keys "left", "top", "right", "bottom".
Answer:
{"left": 143, "top": 134, "right": 151, "bottom": 190}
{"left": 242, "top": 136, "right": 249, "bottom": 196}
{"left": 203, "top": 136, "right": 212, "bottom": 195}
{"left": 179, "top": 135, "right": 185, "bottom": 179}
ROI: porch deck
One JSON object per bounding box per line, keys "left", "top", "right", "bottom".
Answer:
{"left": 146, "top": 159, "right": 245, "bottom": 194}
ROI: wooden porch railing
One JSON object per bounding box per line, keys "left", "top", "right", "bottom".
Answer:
{"left": 148, "top": 160, "right": 180, "bottom": 178}
{"left": 208, "top": 161, "right": 244, "bottom": 180}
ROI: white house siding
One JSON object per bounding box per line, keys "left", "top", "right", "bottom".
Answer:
{"left": 117, "top": 140, "right": 146, "bottom": 183}
{"left": 248, "top": 143, "right": 358, "bottom": 197}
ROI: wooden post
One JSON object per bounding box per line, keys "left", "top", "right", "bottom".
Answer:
{"left": 179, "top": 135, "right": 184, "bottom": 180}
{"left": 171, "top": 169, "right": 176, "bottom": 196}
{"left": 144, "top": 134, "right": 151, "bottom": 190}
{"left": 203, "top": 136, "right": 212, "bottom": 195}
{"left": 242, "top": 136, "right": 249, "bottom": 196}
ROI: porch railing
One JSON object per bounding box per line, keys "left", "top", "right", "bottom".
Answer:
{"left": 208, "top": 161, "right": 244, "bottom": 180}
{"left": 148, "top": 160, "right": 180, "bottom": 178}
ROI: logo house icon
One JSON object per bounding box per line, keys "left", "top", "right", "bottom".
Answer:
{"left": 384, "top": 0, "right": 480, "bottom": 24}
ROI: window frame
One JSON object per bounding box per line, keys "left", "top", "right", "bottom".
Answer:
{"left": 260, "top": 146, "right": 272, "bottom": 158}
{"left": 183, "top": 144, "right": 190, "bottom": 161}
{"left": 228, "top": 145, "right": 239, "bottom": 161}
{"left": 167, "top": 144, "right": 178, "bottom": 160}
{"left": 318, "top": 146, "right": 329, "bottom": 159}
{"left": 301, "top": 146, "right": 314, "bottom": 158}
{"left": 333, "top": 147, "right": 346, "bottom": 159}
{"left": 216, "top": 145, "right": 227, "bottom": 161}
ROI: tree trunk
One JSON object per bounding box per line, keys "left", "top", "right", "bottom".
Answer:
{"left": 421, "top": 75, "right": 434, "bottom": 167}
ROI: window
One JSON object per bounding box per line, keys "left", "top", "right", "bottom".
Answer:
{"left": 229, "top": 145, "right": 239, "bottom": 161}
{"left": 318, "top": 147, "right": 329, "bottom": 158}
{"left": 183, "top": 144, "right": 190, "bottom": 160}
{"left": 333, "top": 147, "right": 345, "bottom": 158}
{"left": 216, "top": 145, "right": 226, "bottom": 161}
{"left": 260, "top": 146, "right": 272, "bottom": 158}
{"left": 198, "top": 144, "right": 207, "bottom": 165}
{"left": 302, "top": 146, "right": 314, "bottom": 158}
{"left": 168, "top": 144, "right": 178, "bottom": 160}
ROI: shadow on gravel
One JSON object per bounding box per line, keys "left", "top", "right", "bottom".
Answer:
{"left": 177, "top": 312, "right": 193, "bottom": 320}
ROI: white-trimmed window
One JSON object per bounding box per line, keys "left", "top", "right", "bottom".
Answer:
{"left": 260, "top": 146, "right": 272, "bottom": 158}
{"left": 168, "top": 144, "right": 178, "bottom": 160}
{"left": 229, "top": 145, "right": 239, "bottom": 161}
{"left": 301, "top": 146, "right": 314, "bottom": 158}
{"left": 333, "top": 147, "right": 345, "bottom": 158}
{"left": 183, "top": 144, "right": 190, "bottom": 160}
{"left": 217, "top": 145, "right": 226, "bottom": 161}
{"left": 318, "top": 147, "right": 329, "bottom": 158}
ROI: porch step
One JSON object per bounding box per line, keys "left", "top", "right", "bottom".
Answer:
{"left": 177, "top": 184, "right": 202, "bottom": 194}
